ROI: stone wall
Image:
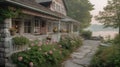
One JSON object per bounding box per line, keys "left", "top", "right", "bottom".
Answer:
{"left": 0, "top": 18, "right": 14, "bottom": 67}
{"left": 0, "top": 22, "right": 6, "bottom": 66}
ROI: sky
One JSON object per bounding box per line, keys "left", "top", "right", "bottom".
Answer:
{"left": 89, "top": 0, "right": 108, "bottom": 24}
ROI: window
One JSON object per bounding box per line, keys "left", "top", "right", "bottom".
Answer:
{"left": 24, "top": 20, "right": 32, "bottom": 33}
{"left": 58, "top": 5, "right": 60, "bottom": 12}
{"left": 48, "top": 22, "right": 52, "bottom": 32}
{"left": 34, "top": 19, "right": 41, "bottom": 34}
{"left": 52, "top": 2, "right": 55, "bottom": 10}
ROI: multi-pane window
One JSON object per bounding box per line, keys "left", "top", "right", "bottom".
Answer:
{"left": 24, "top": 20, "right": 32, "bottom": 33}
{"left": 52, "top": 2, "right": 55, "bottom": 10}
{"left": 48, "top": 22, "right": 52, "bottom": 32}
{"left": 34, "top": 19, "right": 41, "bottom": 34}
{"left": 53, "top": 2, "right": 66, "bottom": 15}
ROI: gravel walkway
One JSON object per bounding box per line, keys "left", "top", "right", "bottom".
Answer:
{"left": 62, "top": 40, "right": 100, "bottom": 67}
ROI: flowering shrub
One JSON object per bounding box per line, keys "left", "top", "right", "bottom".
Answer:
{"left": 11, "top": 35, "right": 82, "bottom": 67}
{"left": 59, "top": 35, "right": 82, "bottom": 51}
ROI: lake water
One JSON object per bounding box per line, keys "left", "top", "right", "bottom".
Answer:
{"left": 86, "top": 24, "right": 119, "bottom": 39}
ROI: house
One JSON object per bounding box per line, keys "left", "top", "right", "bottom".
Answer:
{"left": 0, "top": 0, "right": 80, "bottom": 66}
{"left": 0, "top": 0, "right": 79, "bottom": 40}
{"left": 36, "top": 0, "right": 79, "bottom": 34}
{"left": 36, "top": 0, "right": 67, "bottom": 15}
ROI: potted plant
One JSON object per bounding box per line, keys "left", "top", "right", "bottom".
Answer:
{"left": 53, "top": 27, "right": 58, "bottom": 33}
{"left": 9, "top": 27, "right": 17, "bottom": 35}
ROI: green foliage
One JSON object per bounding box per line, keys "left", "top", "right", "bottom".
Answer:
{"left": 81, "top": 30, "right": 92, "bottom": 39}
{"left": 11, "top": 45, "right": 63, "bottom": 67}
{"left": 12, "top": 36, "right": 30, "bottom": 45}
{"left": 65, "top": 0, "right": 94, "bottom": 28}
{"left": 96, "top": 0, "right": 120, "bottom": 34}
{"left": 59, "top": 35, "right": 82, "bottom": 51}
{"left": 113, "top": 34, "right": 120, "bottom": 45}
{"left": 90, "top": 35, "right": 120, "bottom": 67}
{"left": 0, "top": 6, "right": 21, "bottom": 22}
{"left": 11, "top": 35, "right": 83, "bottom": 67}
{"left": 90, "top": 45, "right": 120, "bottom": 67}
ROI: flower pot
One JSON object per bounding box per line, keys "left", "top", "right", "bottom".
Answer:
{"left": 10, "top": 31, "right": 16, "bottom": 36}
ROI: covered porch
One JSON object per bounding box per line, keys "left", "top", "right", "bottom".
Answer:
{"left": 9, "top": 15, "right": 80, "bottom": 42}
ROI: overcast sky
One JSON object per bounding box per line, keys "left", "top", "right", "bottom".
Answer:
{"left": 89, "top": 0, "right": 108, "bottom": 24}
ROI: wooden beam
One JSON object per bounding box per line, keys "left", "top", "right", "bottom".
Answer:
{"left": 22, "top": 9, "right": 59, "bottom": 21}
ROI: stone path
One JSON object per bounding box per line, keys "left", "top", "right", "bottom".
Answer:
{"left": 62, "top": 40, "right": 100, "bottom": 67}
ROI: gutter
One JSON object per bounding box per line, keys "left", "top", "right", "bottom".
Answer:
{"left": 5, "top": 0, "right": 61, "bottom": 18}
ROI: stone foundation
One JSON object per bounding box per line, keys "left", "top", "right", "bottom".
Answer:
{"left": 0, "top": 18, "right": 13, "bottom": 67}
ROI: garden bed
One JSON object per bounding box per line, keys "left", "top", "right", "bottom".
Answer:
{"left": 11, "top": 35, "right": 83, "bottom": 67}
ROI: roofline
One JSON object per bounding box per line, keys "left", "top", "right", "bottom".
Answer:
{"left": 5, "top": 0, "right": 61, "bottom": 18}
{"left": 62, "top": 0, "right": 68, "bottom": 11}
{"left": 61, "top": 17, "right": 80, "bottom": 25}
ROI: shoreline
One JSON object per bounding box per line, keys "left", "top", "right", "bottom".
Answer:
{"left": 92, "top": 31, "right": 118, "bottom": 40}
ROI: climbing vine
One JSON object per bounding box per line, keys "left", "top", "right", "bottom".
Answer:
{"left": 0, "top": 6, "right": 21, "bottom": 22}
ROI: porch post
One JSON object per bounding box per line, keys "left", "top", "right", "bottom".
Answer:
{"left": 8, "top": 18, "right": 12, "bottom": 28}
{"left": 71, "top": 23, "right": 74, "bottom": 34}
{"left": 20, "top": 19, "right": 24, "bottom": 35}
{"left": 58, "top": 20, "right": 61, "bottom": 41}
{"left": 58, "top": 20, "right": 61, "bottom": 33}
{"left": 0, "top": 18, "right": 13, "bottom": 67}
{"left": 31, "top": 18, "right": 35, "bottom": 34}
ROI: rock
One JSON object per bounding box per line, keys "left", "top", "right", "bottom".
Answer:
{"left": 63, "top": 40, "right": 100, "bottom": 67}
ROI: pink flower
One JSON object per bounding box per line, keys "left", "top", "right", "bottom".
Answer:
{"left": 38, "top": 41, "right": 42, "bottom": 46}
{"left": 46, "top": 41, "right": 49, "bottom": 45}
{"left": 18, "top": 56, "right": 23, "bottom": 61}
{"left": 47, "top": 40, "right": 50, "bottom": 42}
{"left": 29, "top": 62, "right": 34, "bottom": 67}
{"left": 59, "top": 45, "right": 62, "bottom": 48}
{"left": 52, "top": 40, "right": 57, "bottom": 43}
{"left": 49, "top": 50, "right": 53, "bottom": 55}
{"left": 31, "top": 43, "right": 35, "bottom": 46}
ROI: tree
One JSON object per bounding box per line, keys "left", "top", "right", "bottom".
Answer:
{"left": 64, "top": 0, "right": 94, "bottom": 28}
{"left": 96, "top": 0, "right": 120, "bottom": 34}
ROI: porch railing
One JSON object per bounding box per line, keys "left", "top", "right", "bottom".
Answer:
{"left": 12, "top": 44, "right": 29, "bottom": 54}
{"left": 10, "top": 32, "right": 79, "bottom": 54}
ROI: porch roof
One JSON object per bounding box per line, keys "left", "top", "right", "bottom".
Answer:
{"left": 36, "top": 0, "right": 52, "bottom": 3}
{"left": 4, "top": 0, "right": 64, "bottom": 19}
{"left": 61, "top": 17, "right": 80, "bottom": 25}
